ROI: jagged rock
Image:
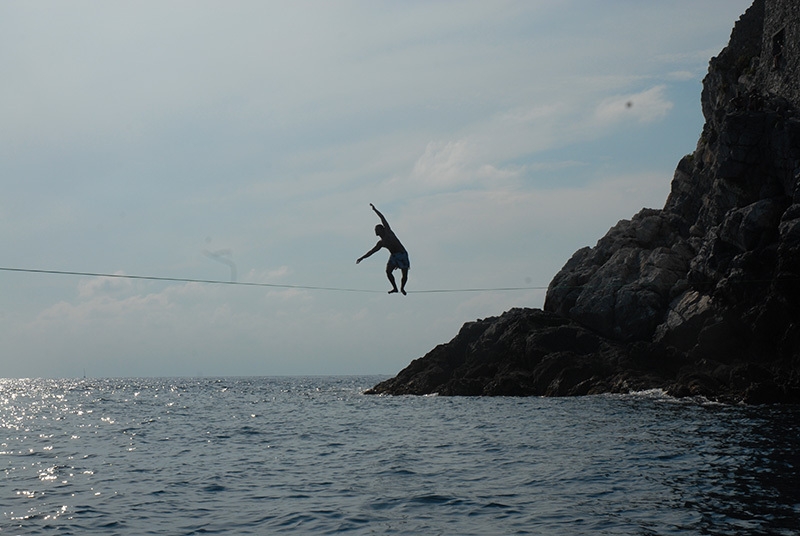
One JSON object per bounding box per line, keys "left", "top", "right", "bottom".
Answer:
{"left": 368, "top": 0, "right": 800, "bottom": 403}
{"left": 542, "top": 0, "right": 800, "bottom": 398}
{"left": 545, "top": 209, "right": 693, "bottom": 342}
{"left": 365, "top": 309, "right": 673, "bottom": 397}
{"left": 653, "top": 290, "right": 715, "bottom": 351}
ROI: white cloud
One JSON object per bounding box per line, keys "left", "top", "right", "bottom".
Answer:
{"left": 410, "top": 140, "right": 471, "bottom": 188}
{"left": 666, "top": 70, "right": 697, "bottom": 82}
{"left": 266, "top": 266, "right": 291, "bottom": 280}
{"left": 77, "top": 273, "right": 135, "bottom": 299}
{"left": 594, "top": 85, "right": 674, "bottom": 125}
{"left": 502, "top": 104, "right": 567, "bottom": 126}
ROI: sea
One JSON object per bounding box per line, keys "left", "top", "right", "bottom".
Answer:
{"left": 2, "top": 376, "right": 799, "bottom": 536}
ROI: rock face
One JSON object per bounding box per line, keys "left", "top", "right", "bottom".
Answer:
{"left": 368, "top": 0, "right": 800, "bottom": 403}
{"left": 366, "top": 308, "right": 681, "bottom": 397}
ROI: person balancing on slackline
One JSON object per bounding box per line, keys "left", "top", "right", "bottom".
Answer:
{"left": 356, "top": 203, "right": 410, "bottom": 295}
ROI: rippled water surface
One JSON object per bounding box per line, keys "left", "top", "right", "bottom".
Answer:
{"left": 2, "top": 377, "right": 799, "bottom": 535}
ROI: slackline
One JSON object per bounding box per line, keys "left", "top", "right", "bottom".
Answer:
{"left": 0, "top": 266, "right": 548, "bottom": 294}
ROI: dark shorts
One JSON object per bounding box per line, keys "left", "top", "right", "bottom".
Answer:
{"left": 387, "top": 252, "right": 410, "bottom": 271}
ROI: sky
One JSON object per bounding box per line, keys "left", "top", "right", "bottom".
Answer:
{"left": 1, "top": 0, "right": 754, "bottom": 378}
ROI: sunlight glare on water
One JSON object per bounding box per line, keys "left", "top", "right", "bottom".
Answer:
{"left": 1, "top": 377, "right": 799, "bottom": 535}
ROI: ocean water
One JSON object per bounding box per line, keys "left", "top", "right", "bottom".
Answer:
{"left": 2, "top": 377, "right": 799, "bottom": 535}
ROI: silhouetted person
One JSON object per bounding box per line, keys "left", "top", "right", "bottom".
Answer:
{"left": 357, "top": 204, "right": 409, "bottom": 295}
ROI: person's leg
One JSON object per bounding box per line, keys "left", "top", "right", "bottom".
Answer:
{"left": 386, "top": 266, "right": 399, "bottom": 293}
{"left": 400, "top": 268, "right": 408, "bottom": 295}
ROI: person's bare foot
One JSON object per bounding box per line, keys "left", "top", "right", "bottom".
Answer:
{"left": 401, "top": 289, "right": 407, "bottom": 295}
{"left": 388, "top": 289, "right": 398, "bottom": 294}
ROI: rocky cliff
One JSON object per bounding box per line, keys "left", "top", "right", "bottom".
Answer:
{"left": 368, "top": 0, "right": 800, "bottom": 403}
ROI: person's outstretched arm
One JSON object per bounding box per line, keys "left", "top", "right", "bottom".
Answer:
{"left": 357, "top": 242, "right": 382, "bottom": 264}
{"left": 370, "top": 203, "right": 390, "bottom": 230}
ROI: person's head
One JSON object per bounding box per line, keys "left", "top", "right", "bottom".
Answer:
{"left": 374, "top": 224, "right": 385, "bottom": 237}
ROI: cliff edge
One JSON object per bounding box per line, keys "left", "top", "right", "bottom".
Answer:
{"left": 368, "top": 0, "right": 800, "bottom": 403}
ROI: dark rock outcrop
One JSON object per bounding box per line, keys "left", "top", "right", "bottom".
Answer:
{"left": 367, "top": 308, "right": 681, "bottom": 397}
{"left": 368, "top": 0, "right": 800, "bottom": 403}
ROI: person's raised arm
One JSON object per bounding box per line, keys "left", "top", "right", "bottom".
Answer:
{"left": 370, "top": 203, "right": 390, "bottom": 230}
